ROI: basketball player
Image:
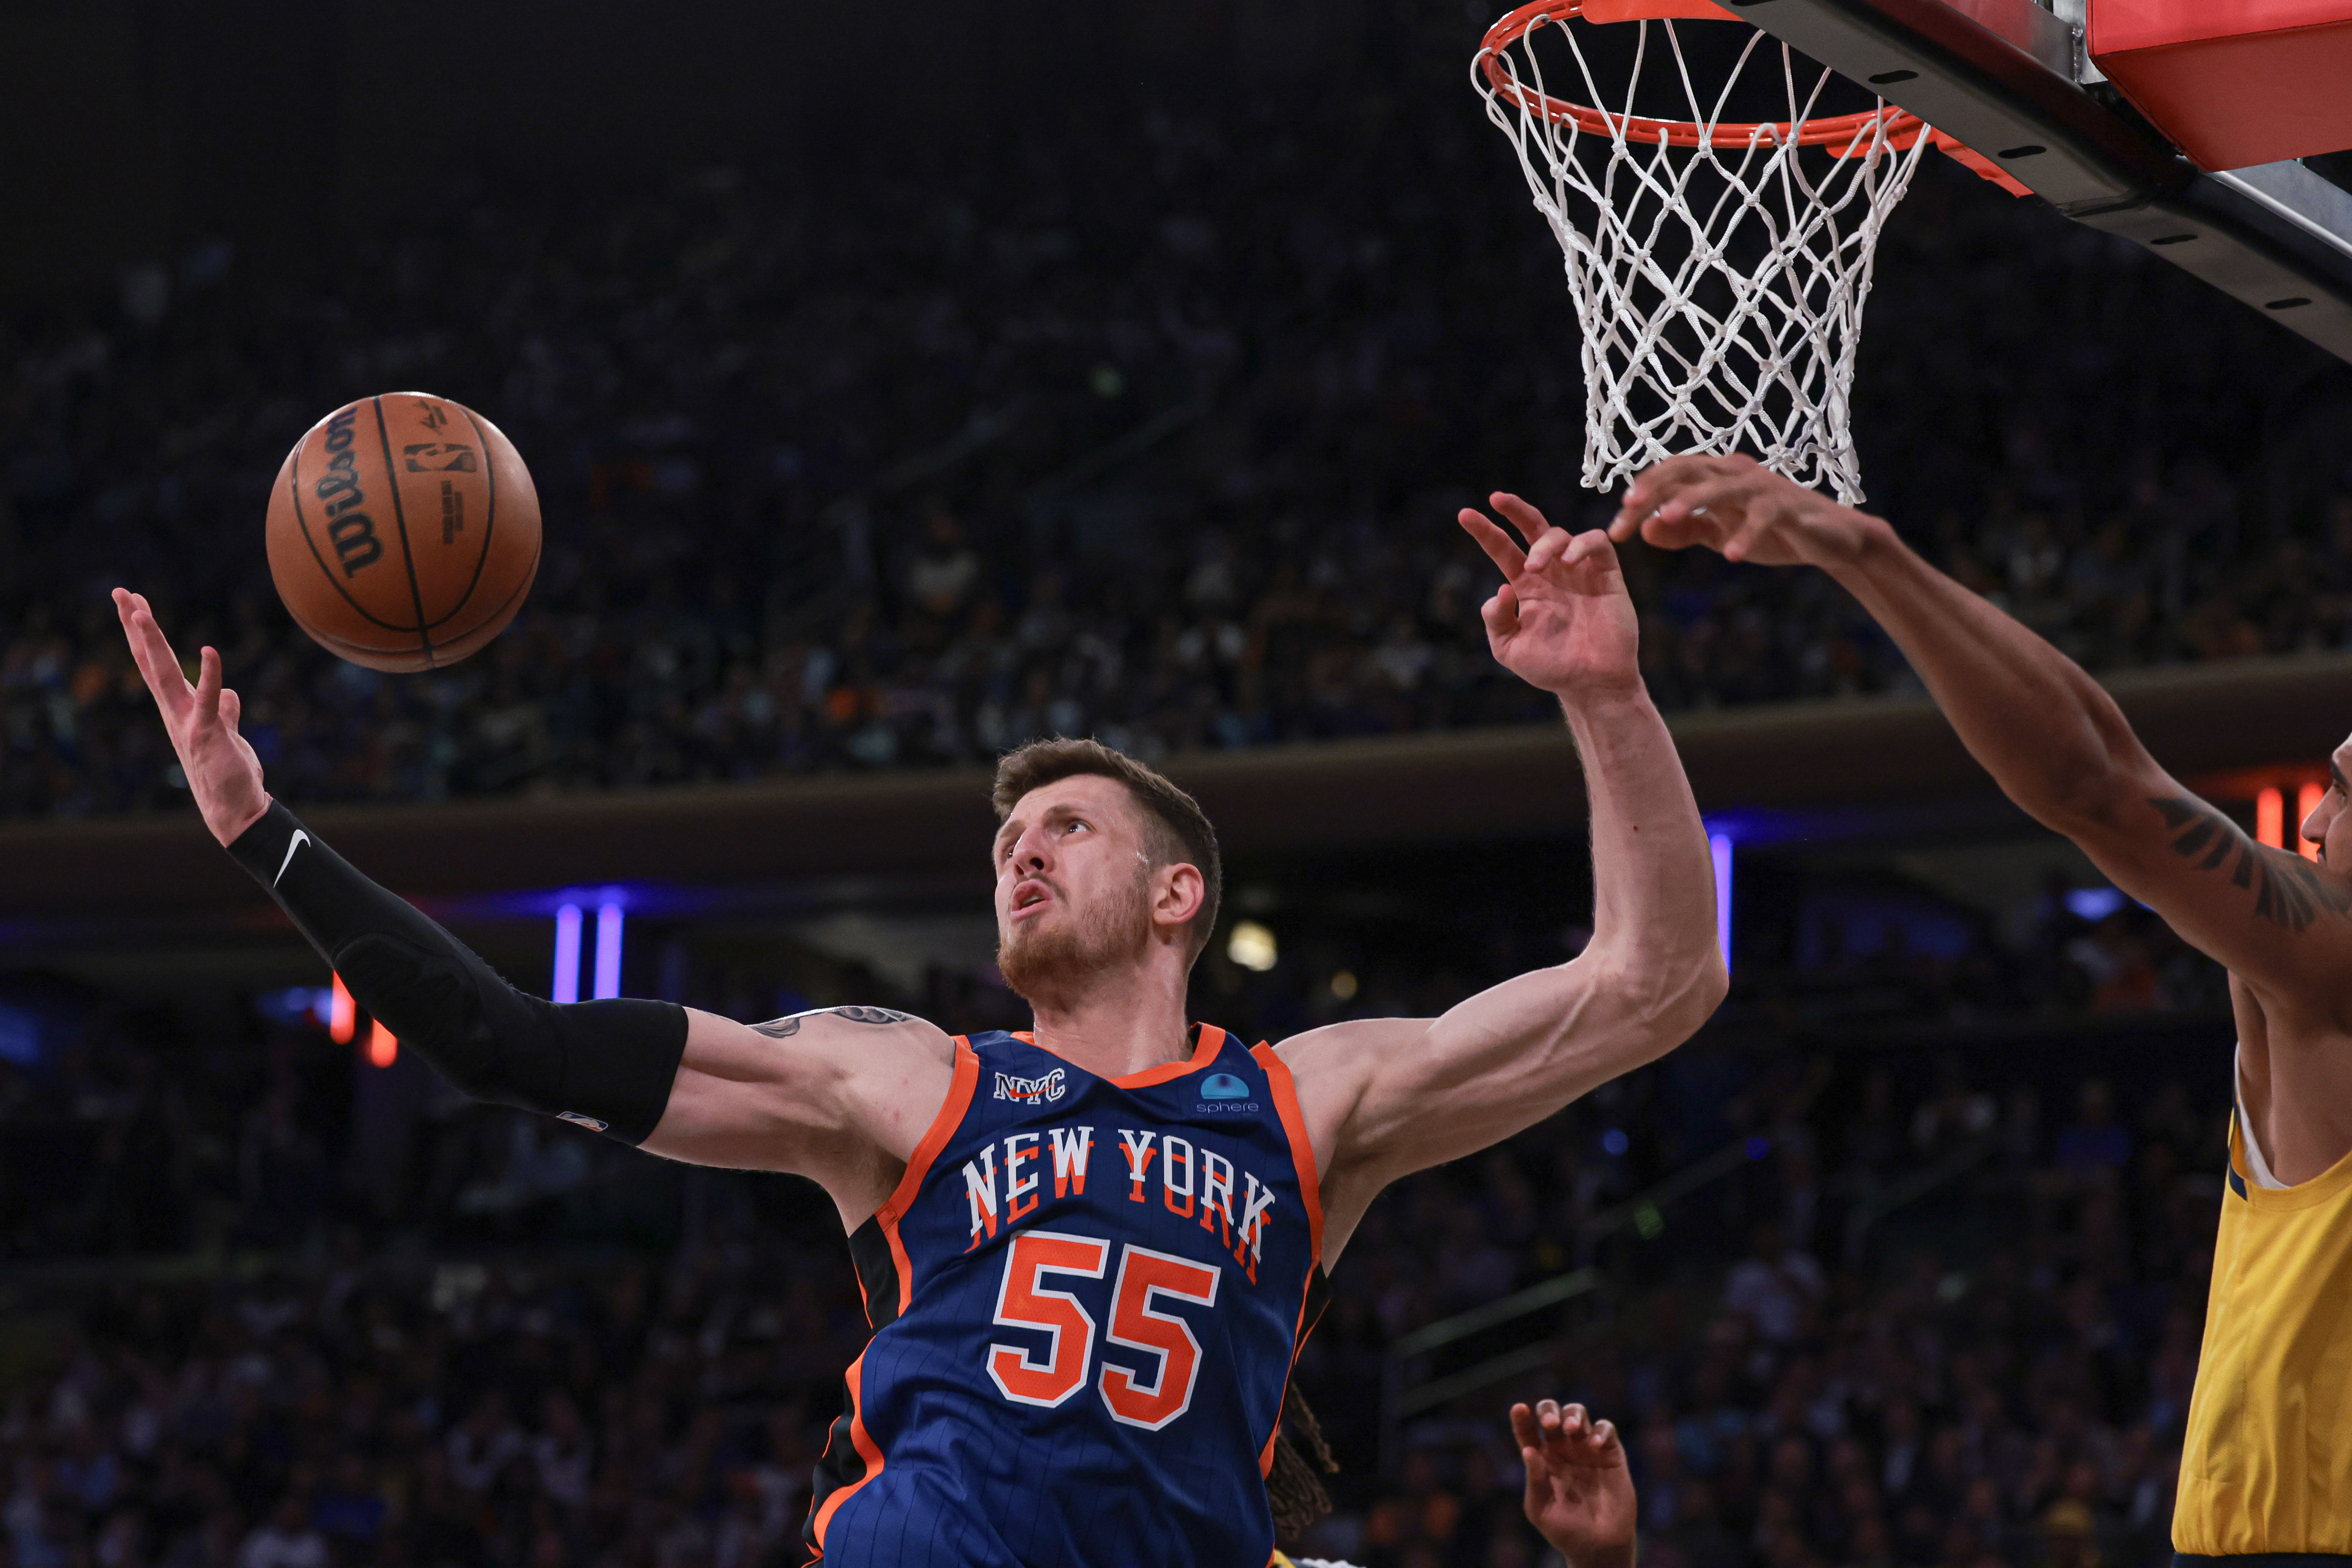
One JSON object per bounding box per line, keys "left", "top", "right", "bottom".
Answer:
{"left": 111, "top": 492, "right": 1726, "bottom": 1568}
{"left": 1612, "top": 453, "right": 2352, "bottom": 1564}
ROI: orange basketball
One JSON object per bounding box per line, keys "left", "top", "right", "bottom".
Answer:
{"left": 264, "top": 392, "right": 541, "bottom": 672}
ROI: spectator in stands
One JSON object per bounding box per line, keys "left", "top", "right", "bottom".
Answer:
{"left": 237, "top": 1495, "right": 325, "bottom": 1568}
{"left": 0, "top": 1045, "right": 2220, "bottom": 1568}
{"left": 2055, "top": 1078, "right": 2132, "bottom": 1177}
{"left": 1720, "top": 1223, "right": 1825, "bottom": 1347}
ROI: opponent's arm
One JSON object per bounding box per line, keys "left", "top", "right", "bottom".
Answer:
{"left": 114, "top": 589, "right": 949, "bottom": 1204}
{"left": 1278, "top": 499, "right": 1726, "bottom": 1257}
{"left": 1609, "top": 457, "right": 2352, "bottom": 1006}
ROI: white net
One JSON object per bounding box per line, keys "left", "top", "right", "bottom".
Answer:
{"left": 1474, "top": 1, "right": 1932, "bottom": 503}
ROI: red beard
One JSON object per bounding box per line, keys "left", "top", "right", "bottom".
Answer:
{"left": 997, "top": 870, "right": 1152, "bottom": 1009}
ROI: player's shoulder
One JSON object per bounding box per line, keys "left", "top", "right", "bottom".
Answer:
{"left": 1267, "top": 1014, "right": 1435, "bottom": 1069}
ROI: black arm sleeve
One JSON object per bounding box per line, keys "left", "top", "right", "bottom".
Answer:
{"left": 227, "top": 800, "right": 687, "bottom": 1144}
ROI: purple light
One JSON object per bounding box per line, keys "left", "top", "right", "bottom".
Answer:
{"left": 553, "top": 904, "right": 582, "bottom": 1004}
{"left": 594, "top": 902, "right": 625, "bottom": 1000}
{"left": 1710, "top": 832, "right": 1733, "bottom": 969}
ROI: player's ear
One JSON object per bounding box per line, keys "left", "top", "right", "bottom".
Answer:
{"left": 1152, "top": 862, "right": 1206, "bottom": 931}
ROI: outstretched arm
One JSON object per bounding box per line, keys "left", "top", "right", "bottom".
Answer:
{"left": 1608, "top": 457, "right": 2352, "bottom": 1008}
{"left": 1279, "top": 498, "right": 1727, "bottom": 1263}
{"left": 113, "top": 590, "right": 949, "bottom": 1224}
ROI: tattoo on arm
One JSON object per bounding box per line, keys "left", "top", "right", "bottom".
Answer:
{"left": 2150, "top": 796, "right": 2352, "bottom": 932}
{"left": 749, "top": 1006, "right": 916, "bottom": 1039}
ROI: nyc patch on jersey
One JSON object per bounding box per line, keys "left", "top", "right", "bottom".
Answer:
{"left": 800, "top": 1026, "right": 1328, "bottom": 1567}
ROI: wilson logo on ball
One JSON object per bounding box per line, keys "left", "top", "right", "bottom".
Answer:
{"left": 311, "top": 408, "right": 383, "bottom": 577}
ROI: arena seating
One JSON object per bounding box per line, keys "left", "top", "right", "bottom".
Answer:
{"left": 3, "top": 80, "right": 2348, "bottom": 821}
{"left": 0, "top": 894, "right": 2224, "bottom": 1567}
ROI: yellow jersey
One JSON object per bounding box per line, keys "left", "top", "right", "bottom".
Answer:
{"left": 2175, "top": 1114, "right": 2352, "bottom": 1554}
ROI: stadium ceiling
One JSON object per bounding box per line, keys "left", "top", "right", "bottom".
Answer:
{"left": 3, "top": 652, "right": 2348, "bottom": 928}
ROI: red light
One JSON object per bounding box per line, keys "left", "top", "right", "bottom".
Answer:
{"left": 2256, "top": 787, "right": 2284, "bottom": 849}
{"left": 330, "top": 974, "right": 356, "bottom": 1044}
{"left": 367, "top": 1021, "right": 398, "bottom": 1069}
{"left": 2300, "top": 782, "right": 2326, "bottom": 861}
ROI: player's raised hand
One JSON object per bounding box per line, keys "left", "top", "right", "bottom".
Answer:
{"left": 1608, "top": 454, "right": 1886, "bottom": 569}
{"left": 1458, "top": 493, "right": 1640, "bottom": 699}
{"left": 113, "top": 589, "right": 271, "bottom": 846}
{"left": 1513, "top": 1398, "right": 1637, "bottom": 1568}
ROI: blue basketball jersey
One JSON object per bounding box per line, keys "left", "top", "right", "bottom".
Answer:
{"left": 800, "top": 1025, "right": 1329, "bottom": 1567}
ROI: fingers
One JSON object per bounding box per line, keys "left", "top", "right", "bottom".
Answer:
{"left": 1615, "top": 455, "right": 1759, "bottom": 548}
{"left": 1489, "top": 492, "right": 1552, "bottom": 548}
{"left": 1513, "top": 1402, "right": 1551, "bottom": 1515}
{"left": 1458, "top": 508, "right": 1528, "bottom": 579}
{"left": 1481, "top": 584, "right": 1521, "bottom": 640}
{"left": 1525, "top": 526, "right": 1573, "bottom": 575}
{"left": 194, "top": 646, "right": 224, "bottom": 727}
{"left": 1558, "top": 1405, "right": 1626, "bottom": 1466}
{"left": 1648, "top": 472, "right": 1750, "bottom": 529}
{"left": 1552, "top": 528, "right": 1621, "bottom": 579}
{"left": 114, "top": 588, "right": 193, "bottom": 720}
{"left": 1554, "top": 1403, "right": 1587, "bottom": 1451}
{"left": 1515, "top": 1397, "right": 1626, "bottom": 1470}
{"left": 1619, "top": 454, "right": 1747, "bottom": 521}
{"left": 1510, "top": 1402, "right": 1541, "bottom": 1453}
{"left": 1468, "top": 495, "right": 1588, "bottom": 584}
{"left": 1722, "top": 506, "right": 1777, "bottom": 564}
{"left": 219, "top": 686, "right": 243, "bottom": 733}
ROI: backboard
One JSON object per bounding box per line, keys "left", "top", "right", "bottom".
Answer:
{"left": 1717, "top": 0, "right": 2352, "bottom": 363}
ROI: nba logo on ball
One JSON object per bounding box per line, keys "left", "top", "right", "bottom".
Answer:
{"left": 1198, "top": 1073, "right": 1257, "bottom": 1113}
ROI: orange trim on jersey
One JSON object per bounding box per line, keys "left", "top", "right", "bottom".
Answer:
{"left": 1253, "top": 1038, "right": 1330, "bottom": 1477}
{"left": 1259, "top": 1264, "right": 1330, "bottom": 1477}
{"left": 810, "top": 1351, "right": 885, "bottom": 1547}
{"left": 876, "top": 1036, "right": 980, "bottom": 1317}
{"left": 1119, "top": 1022, "right": 1226, "bottom": 1088}
{"left": 1016, "top": 1023, "right": 1228, "bottom": 1090}
{"left": 1250, "top": 1041, "right": 1325, "bottom": 1264}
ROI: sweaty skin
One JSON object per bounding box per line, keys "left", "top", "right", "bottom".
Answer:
{"left": 1609, "top": 455, "right": 2352, "bottom": 1185}
{"left": 115, "top": 495, "right": 1726, "bottom": 1261}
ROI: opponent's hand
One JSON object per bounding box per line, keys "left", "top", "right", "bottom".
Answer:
{"left": 1607, "top": 454, "right": 1887, "bottom": 570}
{"left": 1458, "top": 493, "right": 1640, "bottom": 699}
{"left": 113, "top": 589, "right": 270, "bottom": 846}
{"left": 1513, "top": 1399, "right": 1636, "bottom": 1568}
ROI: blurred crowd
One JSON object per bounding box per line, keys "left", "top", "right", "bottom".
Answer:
{"left": 0, "top": 1013, "right": 2224, "bottom": 1568}
{"left": 0, "top": 876, "right": 2231, "bottom": 1568}
{"left": 6, "top": 16, "right": 2352, "bottom": 819}
{"left": 1313, "top": 1058, "right": 2218, "bottom": 1568}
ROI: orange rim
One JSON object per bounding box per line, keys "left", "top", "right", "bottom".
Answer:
{"left": 1477, "top": 0, "right": 1924, "bottom": 151}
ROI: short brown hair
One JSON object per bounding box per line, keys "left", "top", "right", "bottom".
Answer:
{"left": 991, "top": 738, "right": 1222, "bottom": 965}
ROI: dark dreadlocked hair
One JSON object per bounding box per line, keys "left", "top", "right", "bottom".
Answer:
{"left": 1266, "top": 1378, "right": 1341, "bottom": 1544}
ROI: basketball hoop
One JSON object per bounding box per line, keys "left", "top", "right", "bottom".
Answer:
{"left": 1475, "top": 0, "right": 1933, "bottom": 503}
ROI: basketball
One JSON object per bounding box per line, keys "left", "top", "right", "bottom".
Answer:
{"left": 264, "top": 392, "right": 541, "bottom": 673}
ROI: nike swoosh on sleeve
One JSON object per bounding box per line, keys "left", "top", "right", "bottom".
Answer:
{"left": 274, "top": 830, "right": 310, "bottom": 888}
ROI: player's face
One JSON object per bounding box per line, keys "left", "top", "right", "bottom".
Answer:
{"left": 992, "top": 775, "right": 1155, "bottom": 996}
{"left": 2302, "top": 741, "right": 2352, "bottom": 866}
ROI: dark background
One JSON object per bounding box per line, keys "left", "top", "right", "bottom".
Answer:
{"left": 5, "top": 3, "right": 2350, "bottom": 1566}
